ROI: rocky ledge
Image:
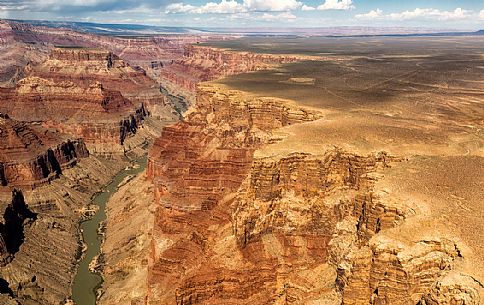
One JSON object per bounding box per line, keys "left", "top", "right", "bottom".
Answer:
{"left": 0, "top": 113, "right": 88, "bottom": 188}
{"left": 159, "top": 45, "right": 311, "bottom": 95}
{"left": 0, "top": 47, "right": 178, "bottom": 156}
{"left": 139, "top": 82, "right": 482, "bottom": 305}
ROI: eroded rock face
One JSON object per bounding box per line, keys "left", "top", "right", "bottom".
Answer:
{"left": 0, "top": 47, "right": 178, "bottom": 155}
{"left": 0, "top": 154, "right": 130, "bottom": 304}
{"left": 419, "top": 273, "right": 481, "bottom": 305}
{"left": 147, "top": 85, "right": 347, "bottom": 304}
{"left": 159, "top": 45, "right": 307, "bottom": 94}
{"left": 145, "top": 81, "right": 482, "bottom": 305}
{"left": 147, "top": 84, "right": 321, "bottom": 211}
{"left": 0, "top": 114, "right": 89, "bottom": 187}
{"left": 0, "top": 19, "right": 220, "bottom": 90}
{"left": 336, "top": 239, "right": 462, "bottom": 305}
{"left": 232, "top": 151, "right": 398, "bottom": 248}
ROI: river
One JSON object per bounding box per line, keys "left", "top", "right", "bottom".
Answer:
{"left": 71, "top": 156, "right": 147, "bottom": 305}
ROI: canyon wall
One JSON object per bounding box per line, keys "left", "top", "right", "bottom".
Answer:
{"left": 0, "top": 154, "right": 129, "bottom": 304}
{"left": 0, "top": 20, "right": 206, "bottom": 304}
{"left": 147, "top": 84, "right": 321, "bottom": 211}
{"left": 158, "top": 45, "right": 308, "bottom": 96}
{"left": 0, "top": 113, "right": 89, "bottom": 187}
{"left": 0, "top": 47, "right": 179, "bottom": 157}
{"left": 143, "top": 82, "right": 482, "bottom": 305}
{"left": 0, "top": 19, "right": 219, "bottom": 89}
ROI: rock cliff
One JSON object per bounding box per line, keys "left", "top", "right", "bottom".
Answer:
{"left": 0, "top": 154, "right": 129, "bottom": 304}
{"left": 147, "top": 84, "right": 321, "bottom": 211}
{"left": 0, "top": 47, "right": 178, "bottom": 156}
{"left": 0, "top": 19, "right": 220, "bottom": 90}
{"left": 146, "top": 84, "right": 337, "bottom": 304}
{"left": 0, "top": 113, "right": 89, "bottom": 187}
{"left": 158, "top": 45, "right": 309, "bottom": 96}
{"left": 0, "top": 20, "right": 211, "bottom": 304}
{"left": 144, "top": 80, "right": 482, "bottom": 304}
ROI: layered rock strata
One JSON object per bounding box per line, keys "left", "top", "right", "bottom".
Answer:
{"left": 0, "top": 113, "right": 88, "bottom": 187}
{"left": 159, "top": 45, "right": 309, "bottom": 95}
{"left": 0, "top": 47, "right": 178, "bottom": 156}
{"left": 146, "top": 84, "right": 331, "bottom": 304}
{"left": 0, "top": 154, "right": 128, "bottom": 304}
{"left": 147, "top": 84, "right": 321, "bottom": 210}
{"left": 144, "top": 82, "right": 482, "bottom": 304}
{"left": 98, "top": 174, "right": 155, "bottom": 305}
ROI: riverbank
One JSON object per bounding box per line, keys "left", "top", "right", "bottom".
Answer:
{"left": 97, "top": 166, "right": 155, "bottom": 305}
{"left": 0, "top": 155, "right": 127, "bottom": 305}
{"left": 71, "top": 157, "right": 148, "bottom": 305}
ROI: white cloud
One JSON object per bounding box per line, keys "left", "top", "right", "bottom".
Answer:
{"left": 260, "top": 11, "right": 296, "bottom": 20}
{"left": 317, "top": 0, "right": 354, "bottom": 11}
{"left": 355, "top": 7, "right": 472, "bottom": 21}
{"left": 301, "top": 5, "right": 315, "bottom": 11}
{"left": 244, "top": 0, "right": 301, "bottom": 12}
{"left": 165, "top": 0, "right": 302, "bottom": 14}
{"left": 478, "top": 9, "right": 484, "bottom": 20}
{"left": 355, "top": 8, "right": 382, "bottom": 19}
{"left": 388, "top": 8, "right": 469, "bottom": 21}
{"left": 198, "top": 0, "right": 245, "bottom": 13}
{"left": 165, "top": 3, "right": 198, "bottom": 13}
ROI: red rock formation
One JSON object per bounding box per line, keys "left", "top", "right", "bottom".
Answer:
{"left": 146, "top": 84, "right": 325, "bottom": 304}
{"left": 0, "top": 19, "right": 220, "bottom": 88}
{"left": 0, "top": 113, "right": 88, "bottom": 187}
{"left": 159, "top": 45, "right": 307, "bottom": 93}
{"left": 145, "top": 81, "right": 482, "bottom": 304}
{"left": 147, "top": 84, "right": 321, "bottom": 210}
{"left": 0, "top": 47, "right": 177, "bottom": 152}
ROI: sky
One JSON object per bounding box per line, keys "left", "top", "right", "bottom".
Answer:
{"left": 1, "top": 0, "right": 483, "bottom": 29}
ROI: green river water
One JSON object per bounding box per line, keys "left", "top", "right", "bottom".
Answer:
{"left": 71, "top": 157, "right": 147, "bottom": 305}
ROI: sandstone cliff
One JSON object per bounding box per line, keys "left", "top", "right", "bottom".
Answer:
{"left": 147, "top": 84, "right": 321, "bottom": 211}
{"left": 143, "top": 81, "right": 483, "bottom": 305}
{"left": 0, "top": 113, "right": 89, "bottom": 187}
{"left": 145, "top": 84, "right": 335, "bottom": 304}
{"left": 158, "top": 45, "right": 310, "bottom": 96}
{"left": 0, "top": 47, "right": 179, "bottom": 156}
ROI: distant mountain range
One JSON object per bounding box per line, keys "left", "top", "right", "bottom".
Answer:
{"left": 7, "top": 19, "right": 484, "bottom": 37}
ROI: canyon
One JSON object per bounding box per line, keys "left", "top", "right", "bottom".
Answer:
{"left": 0, "top": 19, "right": 482, "bottom": 305}
{"left": 0, "top": 19, "right": 207, "bottom": 304}
{"left": 141, "top": 37, "right": 484, "bottom": 305}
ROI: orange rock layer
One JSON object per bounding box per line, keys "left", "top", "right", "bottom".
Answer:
{"left": 146, "top": 85, "right": 333, "bottom": 304}
{"left": 0, "top": 47, "right": 174, "bottom": 147}
{"left": 146, "top": 83, "right": 481, "bottom": 305}
{"left": 147, "top": 84, "right": 321, "bottom": 210}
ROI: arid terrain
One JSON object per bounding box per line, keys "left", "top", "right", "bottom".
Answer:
{"left": 0, "top": 18, "right": 482, "bottom": 305}
{"left": 145, "top": 36, "right": 484, "bottom": 305}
